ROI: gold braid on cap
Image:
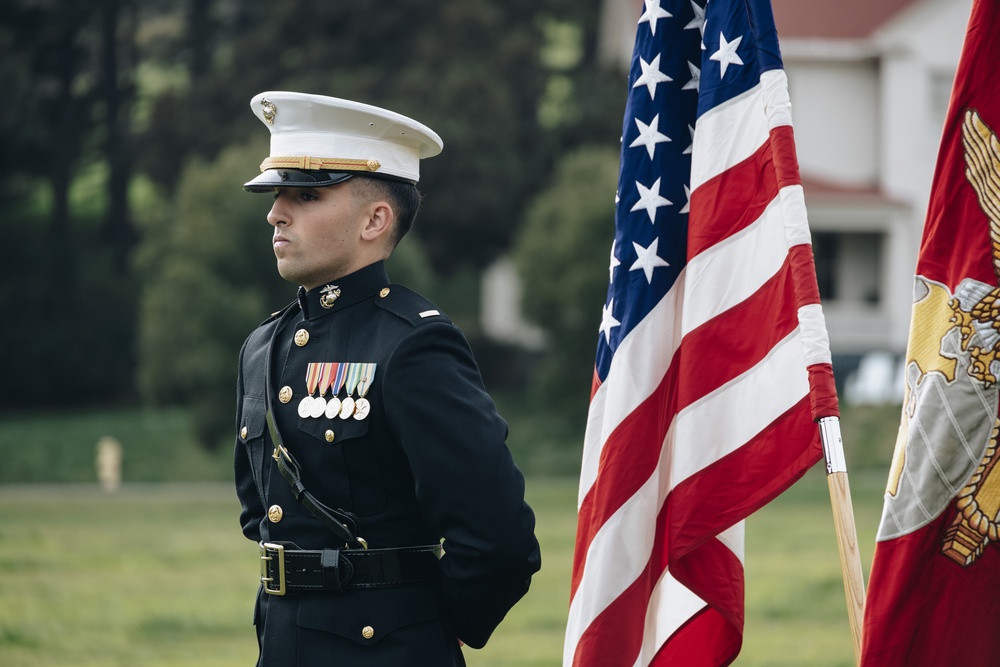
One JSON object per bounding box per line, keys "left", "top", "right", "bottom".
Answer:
{"left": 260, "top": 156, "right": 381, "bottom": 173}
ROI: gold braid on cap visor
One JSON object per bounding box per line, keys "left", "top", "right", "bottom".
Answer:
{"left": 259, "top": 156, "right": 382, "bottom": 173}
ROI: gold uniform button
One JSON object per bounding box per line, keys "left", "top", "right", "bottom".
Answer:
{"left": 361, "top": 626, "right": 375, "bottom": 640}
{"left": 267, "top": 505, "right": 283, "bottom": 523}
{"left": 325, "top": 430, "right": 335, "bottom": 443}
{"left": 278, "top": 386, "right": 293, "bottom": 403}
{"left": 379, "top": 287, "right": 390, "bottom": 298}
{"left": 294, "top": 329, "right": 309, "bottom": 346}
{"left": 240, "top": 426, "right": 248, "bottom": 440}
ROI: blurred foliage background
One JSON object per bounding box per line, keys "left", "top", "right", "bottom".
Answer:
{"left": 0, "top": 0, "right": 630, "bottom": 451}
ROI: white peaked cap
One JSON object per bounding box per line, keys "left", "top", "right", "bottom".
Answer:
{"left": 244, "top": 91, "right": 443, "bottom": 189}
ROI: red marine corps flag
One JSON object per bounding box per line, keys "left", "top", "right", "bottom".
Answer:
{"left": 564, "top": 0, "right": 837, "bottom": 665}
{"left": 861, "top": 1, "right": 1000, "bottom": 664}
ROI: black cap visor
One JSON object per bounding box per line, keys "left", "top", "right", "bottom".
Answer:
{"left": 243, "top": 169, "right": 354, "bottom": 193}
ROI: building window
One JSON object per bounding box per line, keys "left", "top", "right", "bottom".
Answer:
{"left": 813, "top": 232, "right": 837, "bottom": 300}
{"left": 812, "top": 231, "right": 883, "bottom": 305}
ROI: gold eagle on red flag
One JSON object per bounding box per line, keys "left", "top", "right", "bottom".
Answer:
{"left": 941, "top": 109, "right": 1000, "bottom": 565}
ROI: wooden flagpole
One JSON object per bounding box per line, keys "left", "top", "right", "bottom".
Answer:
{"left": 819, "top": 416, "right": 866, "bottom": 664}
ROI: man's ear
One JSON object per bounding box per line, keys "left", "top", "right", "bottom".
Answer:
{"left": 360, "top": 200, "right": 394, "bottom": 242}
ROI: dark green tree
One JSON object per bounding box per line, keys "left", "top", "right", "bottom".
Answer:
{"left": 513, "top": 146, "right": 620, "bottom": 421}
{"left": 136, "top": 0, "right": 608, "bottom": 273}
{"left": 135, "top": 139, "right": 279, "bottom": 446}
{"left": 99, "top": 0, "right": 139, "bottom": 271}
{"left": 0, "top": 0, "right": 142, "bottom": 407}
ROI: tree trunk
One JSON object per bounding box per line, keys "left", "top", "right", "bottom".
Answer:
{"left": 100, "top": 0, "right": 136, "bottom": 272}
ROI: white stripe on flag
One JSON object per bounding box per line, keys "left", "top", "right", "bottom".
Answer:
{"left": 681, "top": 198, "right": 789, "bottom": 334}
{"left": 669, "top": 330, "right": 810, "bottom": 486}
{"left": 691, "top": 84, "right": 769, "bottom": 191}
{"left": 761, "top": 70, "right": 794, "bottom": 130}
{"left": 779, "top": 185, "right": 812, "bottom": 247}
{"left": 798, "top": 304, "right": 833, "bottom": 366}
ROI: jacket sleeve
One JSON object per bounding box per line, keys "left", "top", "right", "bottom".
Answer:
{"left": 382, "top": 320, "right": 542, "bottom": 648}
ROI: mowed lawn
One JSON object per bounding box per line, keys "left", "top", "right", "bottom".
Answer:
{"left": 0, "top": 468, "right": 885, "bottom": 666}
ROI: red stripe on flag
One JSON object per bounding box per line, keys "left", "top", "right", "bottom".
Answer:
{"left": 688, "top": 133, "right": 782, "bottom": 258}
{"left": 768, "top": 124, "right": 802, "bottom": 188}
{"left": 806, "top": 362, "right": 839, "bottom": 420}
{"left": 788, "top": 244, "right": 821, "bottom": 308}
{"left": 677, "top": 258, "right": 801, "bottom": 407}
{"left": 651, "top": 604, "right": 741, "bottom": 667}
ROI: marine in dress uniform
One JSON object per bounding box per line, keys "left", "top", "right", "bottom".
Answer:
{"left": 234, "top": 91, "right": 541, "bottom": 666}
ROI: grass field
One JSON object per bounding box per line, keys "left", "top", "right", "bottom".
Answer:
{"left": 0, "top": 402, "right": 898, "bottom": 665}
{"left": 0, "top": 468, "right": 886, "bottom": 666}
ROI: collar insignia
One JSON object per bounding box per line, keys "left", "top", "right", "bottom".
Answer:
{"left": 319, "top": 284, "right": 341, "bottom": 309}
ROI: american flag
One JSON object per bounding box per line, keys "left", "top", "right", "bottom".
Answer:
{"left": 564, "top": 1, "right": 836, "bottom": 664}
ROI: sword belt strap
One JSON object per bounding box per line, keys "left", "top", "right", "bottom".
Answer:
{"left": 266, "top": 409, "right": 363, "bottom": 548}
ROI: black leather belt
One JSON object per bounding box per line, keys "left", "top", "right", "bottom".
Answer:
{"left": 259, "top": 542, "right": 442, "bottom": 595}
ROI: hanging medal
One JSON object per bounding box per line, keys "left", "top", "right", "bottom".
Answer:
{"left": 353, "top": 363, "right": 376, "bottom": 420}
{"left": 309, "top": 363, "right": 333, "bottom": 418}
{"left": 339, "top": 363, "right": 362, "bottom": 419}
{"left": 297, "top": 363, "right": 322, "bottom": 418}
{"left": 324, "top": 363, "right": 346, "bottom": 419}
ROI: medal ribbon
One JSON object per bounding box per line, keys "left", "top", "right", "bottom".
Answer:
{"left": 317, "top": 363, "right": 335, "bottom": 397}
{"left": 330, "top": 362, "right": 347, "bottom": 397}
{"left": 355, "top": 363, "right": 377, "bottom": 397}
{"left": 304, "top": 363, "right": 322, "bottom": 396}
{"left": 344, "top": 363, "right": 365, "bottom": 397}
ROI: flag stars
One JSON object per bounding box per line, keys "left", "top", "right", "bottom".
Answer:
{"left": 638, "top": 0, "right": 672, "bottom": 36}
{"left": 631, "top": 177, "right": 672, "bottom": 223}
{"left": 630, "top": 114, "right": 671, "bottom": 159}
{"left": 682, "top": 61, "right": 701, "bottom": 92}
{"left": 680, "top": 184, "right": 691, "bottom": 214}
{"left": 685, "top": 1, "right": 706, "bottom": 36}
{"left": 711, "top": 32, "right": 744, "bottom": 78}
{"left": 632, "top": 54, "right": 672, "bottom": 100}
{"left": 630, "top": 238, "right": 670, "bottom": 283}
{"left": 599, "top": 299, "right": 621, "bottom": 344}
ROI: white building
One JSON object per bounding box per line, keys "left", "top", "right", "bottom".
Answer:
{"left": 598, "top": 0, "right": 973, "bottom": 399}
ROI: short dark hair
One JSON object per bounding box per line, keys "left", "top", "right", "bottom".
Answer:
{"left": 350, "top": 176, "right": 422, "bottom": 248}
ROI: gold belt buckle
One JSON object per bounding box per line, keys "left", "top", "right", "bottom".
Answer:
{"left": 260, "top": 542, "right": 286, "bottom": 595}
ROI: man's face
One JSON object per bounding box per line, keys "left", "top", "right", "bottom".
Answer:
{"left": 267, "top": 182, "right": 369, "bottom": 290}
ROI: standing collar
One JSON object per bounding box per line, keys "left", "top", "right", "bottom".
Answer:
{"left": 296, "top": 261, "right": 390, "bottom": 320}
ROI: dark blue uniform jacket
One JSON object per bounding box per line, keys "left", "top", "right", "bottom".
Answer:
{"left": 235, "top": 261, "right": 541, "bottom": 666}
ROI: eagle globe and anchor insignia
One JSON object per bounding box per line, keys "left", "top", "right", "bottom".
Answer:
{"left": 882, "top": 109, "right": 1000, "bottom": 567}
{"left": 260, "top": 98, "right": 277, "bottom": 125}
